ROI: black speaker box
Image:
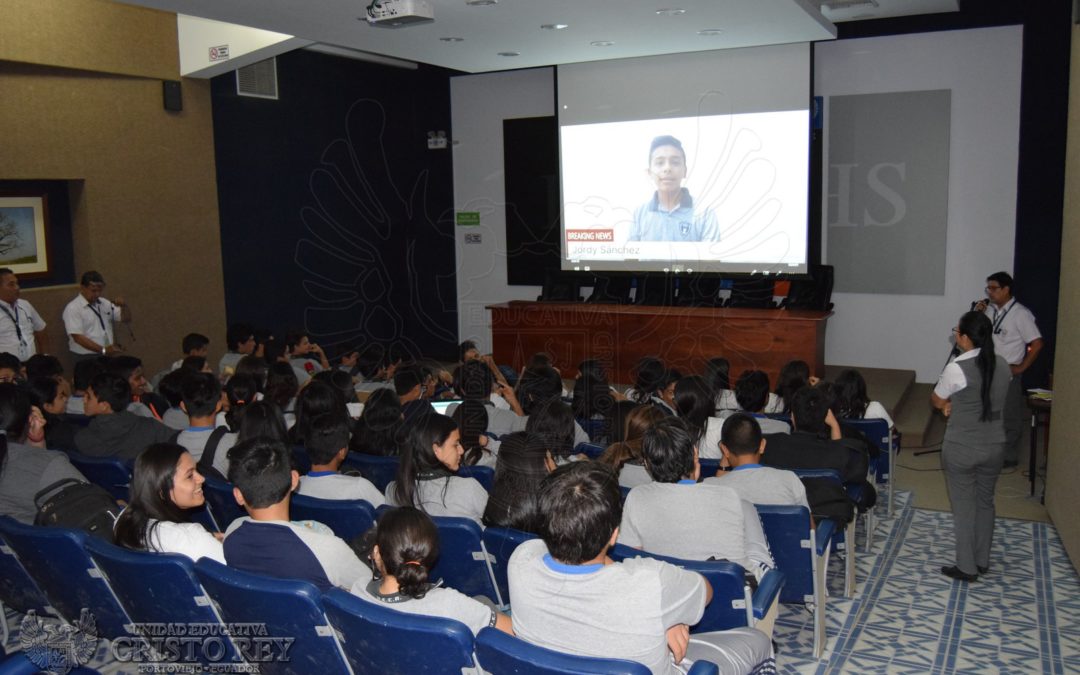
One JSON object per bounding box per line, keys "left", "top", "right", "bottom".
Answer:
{"left": 163, "top": 80, "right": 183, "bottom": 112}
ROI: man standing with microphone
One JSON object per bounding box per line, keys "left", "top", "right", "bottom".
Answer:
{"left": 975, "top": 272, "right": 1043, "bottom": 469}
{"left": 62, "top": 271, "right": 131, "bottom": 363}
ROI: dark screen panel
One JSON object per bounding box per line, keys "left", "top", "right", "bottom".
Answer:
{"left": 503, "top": 116, "right": 559, "bottom": 286}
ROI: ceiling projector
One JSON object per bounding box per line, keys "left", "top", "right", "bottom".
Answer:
{"left": 365, "top": 0, "right": 435, "bottom": 27}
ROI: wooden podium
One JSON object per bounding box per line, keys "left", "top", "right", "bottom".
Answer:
{"left": 487, "top": 301, "right": 831, "bottom": 386}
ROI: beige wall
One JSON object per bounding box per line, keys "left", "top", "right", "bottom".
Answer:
{"left": 0, "top": 0, "right": 226, "bottom": 375}
{"left": 1047, "top": 25, "right": 1080, "bottom": 569}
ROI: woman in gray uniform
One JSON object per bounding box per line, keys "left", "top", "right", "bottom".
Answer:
{"left": 931, "top": 311, "right": 1011, "bottom": 582}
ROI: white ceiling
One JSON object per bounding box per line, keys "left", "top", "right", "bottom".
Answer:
{"left": 118, "top": 0, "right": 958, "bottom": 74}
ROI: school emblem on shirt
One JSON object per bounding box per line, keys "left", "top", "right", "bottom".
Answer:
{"left": 679, "top": 221, "right": 691, "bottom": 237}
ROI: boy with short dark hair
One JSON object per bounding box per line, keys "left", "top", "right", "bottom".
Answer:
{"left": 296, "top": 413, "right": 384, "bottom": 506}
{"left": 67, "top": 358, "right": 106, "bottom": 415}
{"left": 224, "top": 437, "right": 370, "bottom": 592}
{"left": 705, "top": 413, "right": 809, "bottom": 509}
{"left": 74, "top": 372, "right": 173, "bottom": 459}
{"left": 177, "top": 372, "right": 236, "bottom": 477}
{"left": 509, "top": 461, "right": 773, "bottom": 674}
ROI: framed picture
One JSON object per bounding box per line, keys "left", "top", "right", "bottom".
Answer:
{"left": 0, "top": 193, "right": 50, "bottom": 278}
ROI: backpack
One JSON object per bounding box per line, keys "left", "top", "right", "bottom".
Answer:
{"left": 170, "top": 426, "right": 230, "bottom": 482}
{"left": 799, "top": 477, "right": 856, "bottom": 526}
{"left": 34, "top": 479, "right": 122, "bottom": 541}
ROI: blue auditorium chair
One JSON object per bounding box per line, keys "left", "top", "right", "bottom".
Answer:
{"left": 194, "top": 558, "right": 350, "bottom": 675}
{"left": 65, "top": 452, "right": 132, "bottom": 501}
{"left": 322, "top": 588, "right": 477, "bottom": 674}
{"left": 575, "top": 442, "right": 606, "bottom": 459}
{"left": 755, "top": 504, "right": 835, "bottom": 658}
{"left": 0, "top": 518, "right": 130, "bottom": 639}
{"left": 841, "top": 417, "right": 895, "bottom": 517}
{"left": 481, "top": 526, "right": 537, "bottom": 607}
{"left": 290, "top": 494, "right": 376, "bottom": 542}
{"left": 201, "top": 476, "right": 246, "bottom": 530}
{"left": 430, "top": 516, "right": 504, "bottom": 608}
{"left": 341, "top": 453, "right": 398, "bottom": 493}
{"left": 458, "top": 464, "right": 494, "bottom": 492}
{"left": 475, "top": 627, "right": 720, "bottom": 675}
{"left": 792, "top": 467, "right": 858, "bottom": 590}
{"left": 608, "top": 544, "right": 784, "bottom": 633}
{"left": 84, "top": 538, "right": 240, "bottom": 667}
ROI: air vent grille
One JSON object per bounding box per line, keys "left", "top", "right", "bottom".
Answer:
{"left": 236, "top": 58, "right": 278, "bottom": 100}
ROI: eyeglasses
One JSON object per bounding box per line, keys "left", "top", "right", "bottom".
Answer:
{"left": 985, "top": 285, "right": 1001, "bottom": 292}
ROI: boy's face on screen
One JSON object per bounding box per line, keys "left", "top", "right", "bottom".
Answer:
{"left": 647, "top": 145, "right": 686, "bottom": 196}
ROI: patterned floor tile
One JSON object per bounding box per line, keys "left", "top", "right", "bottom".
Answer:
{"left": 949, "top": 641, "right": 1052, "bottom": 673}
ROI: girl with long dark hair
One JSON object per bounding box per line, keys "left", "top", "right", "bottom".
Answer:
{"left": 113, "top": 442, "right": 225, "bottom": 563}
{"left": 482, "top": 432, "right": 551, "bottom": 533}
{"left": 452, "top": 400, "right": 495, "bottom": 468}
{"left": 349, "top": 388, "right": 403, "bottom": 456}
{"left": 930, "top": 311, "right": 1011, "bottom": 582}
{"left": 385, "top": 413, "right": 488, "bottom": 526}
{"left": 352, "top": 507, "right": 512, "bottom": 634}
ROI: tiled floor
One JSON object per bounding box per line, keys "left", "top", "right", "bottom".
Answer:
{"left": 775, "top": 491, "right": 1079, "bottom": 674}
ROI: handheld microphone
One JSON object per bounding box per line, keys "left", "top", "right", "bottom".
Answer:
{"left": 970, "top": 298, "right": 989, "bottom": 311}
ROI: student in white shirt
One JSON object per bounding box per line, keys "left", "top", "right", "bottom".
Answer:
{"left": 113, "top": 443, "right": 225, "bottom": 564}
{"left": 833, "top": 369, "right": 895, "bottom": 430}
{"left": 705, "top": 413, "right": 810, "bottom": 510}
{"left": 350, "top": 506, "right": 512, "bottom": 636}
{"left": 297, "top": 412, "right": 384, "bottom": 507}
{"left": 385, "top": 412, "right": 488, "bottom": 526}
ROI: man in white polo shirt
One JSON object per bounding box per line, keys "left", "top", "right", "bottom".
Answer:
{"left": 975, "top": 271, "right": 1042, "bottom": 469}
{"left": 0, "top": 268, "right": 46, "bottom": 360}
{"left": 62, "top": 270, "right": 130, "bottom": 361}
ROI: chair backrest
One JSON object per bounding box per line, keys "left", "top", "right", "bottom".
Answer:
{"left": 699, "top": 458, "right": 720, "bottom": 478}
{"left": 754, "top": 505, "right": 818, "bottom": 605}
{"left": 322, "top": 588, "right": 475, "bottom": 674}
{"left": 475, "top": 626, "right": 651, "bottom": 675}
{"left": 0, "top": 517, "right": 130, "bottom": 638}
{"left": 575, "top": 418, "right": 607, "bottom": 444}
{"left": 840, "top": 417, "right": 891, "bottom": 482}
{"left": 0, "top": 524, "right": 52, "bottom": 616}
{"left": 289, "top": 494, "right": 376, "bottom": 543}
{"left": 84, "top": 537, "right": 239, "bottom": 666}
{"left": 458, "top": 464, "right": 494, "bottom": 493}
{"left": 575, "top": 442, "right": 605, "bottom": 460}
{"left": 430, "top": 516, "right": 503, "bottom": 607}
{"left": 608, "top": 543, "right": 751, "bottom": 632}
{"left": 342, "top": 453, "right": 399, "bottom": 493}
{"left": 65, "top": 452, "right": 132, "bottom": 501}
{"left": 194, "top": 558, "right": 350, "bottom": 675}
{"left": 481, "top": 526, "right": 537, "bottom": 608}
{"left": 201, "top": 476, "right": 246, "bottom": 530}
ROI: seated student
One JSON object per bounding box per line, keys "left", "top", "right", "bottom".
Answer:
{"left": 516, "top": 366, "right": 592, "bottom": 447}
{"left": 449, "top": 360, "right": 525, "bottom": 437}
{"left": 27, "top": 376, "right": 77, "bottom": 451}
{"left": 619, "top": 417, "right": 774, "bottom": 582}
{"left": 0, "top": 384, "right": 90, "bottom": 524}
{"left": 288, "top": 380, "right": 347, "bottom": 446}
{"left": 452, "top": 400, "right": 496, "bottom": 468}
{"left": 351, "top": 507, "right": 514, "bottom": 635}
{"left": 219, "top": 323, "right": 256, "bottom": 379}
{"left": 482, "top": 431, "right": 553, "bottom": 533}
{"left": 525, "top": 398, "right": 584, "bottom": 465}
{"left": 156, "top": 369, "right": 189, "bottom": 431}
{"left": 107, "top": 355, "right": 169, "bottom": 420}
{"left": 674, "top": 375, "right": 725, "bottom": 459}
{"left": 285, "top": 330, "right": 331, "bottom": 385}
{"left": 704, "top": 357, "right": 737, "bottom": 412}
{"left": 220, "top": 374, "right": 259, "bottom": 431}
{"left": 571, "top": 360, "right": 621, "bottom": 441}
{"left": 223, "top": 437, "right": 371, "bottom": 592}
{"left": 833, "top": 368, "right": 896, "bottom": 430}
{"left": 509, "top": 461, "right": 774, "bottom": 675}
{"left": 723, "top": 371, "right": 791, "bottom": 435}
{"left": 394, "top": 365, "right": 424, "bottom": 405}
{"left": 312, "top": 368, "right": 359, "bottom": 406}
{"left": 349, "top": 387, "right": 403, "bottom": 456}
{"left": 24, "top": 354, "right": 65, "bottom": 384}
{"left": 176, "top": 372, "right": 236, "bottom": 478}
{"left": 704, "top": 413, "right": 810, "bottom": 510}
{"left": 75, "top": 372, "right": 174, "bottom": 459}
{"left": 67, "top": 358, "right": 105, "bottom": 415}
{"left": 114, "top": 442, "right": 225, "bottom": 563}
{"left": 773, "top": 360, "right": 817, "bottom": 415}
{"left": 297, "top": 413, "right": 385, "bottom": 506}
{"left": 385, "top": 413, "right": 488, "bottom": 526}
{"left": 234, "top": 401, "right": 290, "bottom": 445}
{"left": 624, "top": 356, "right": 664, "bottom": 402}
{"left": 599, "top": 403, "right": 666, "bottom": 489}
{"left": 173, "top": 333, "right": 210, "bottom": 371}
{"left": 265, "top": 362, "right": 299, "bottom": 425}
{"left": 351, "top": 344, "right": 395, "bottom": 395}
{"left": 0, "top": 352, "right": 20, "bottom": 384}
{"left": 761, "top": 386, "right": 875, "bottom": 511}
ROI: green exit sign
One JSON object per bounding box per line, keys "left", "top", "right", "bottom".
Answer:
{"left": 456, "top": 211, "right": 480, "bottom": 226}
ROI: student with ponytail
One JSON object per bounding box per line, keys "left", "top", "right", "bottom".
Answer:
{"left": 931, "top": 311, "right": 1011, "bottom": 582}
{"left": 351, "top": 507, "right": 513, "bottom": 635}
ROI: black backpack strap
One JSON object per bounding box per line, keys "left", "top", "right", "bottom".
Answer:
{"left": 169, "top": 429, "right": 182, "bottom": 444}
{"left": 196, "top": 426, "right": 230, "bottom": 476}
{"left": 34, "top": 478, "right": 85, "bottom": 507}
